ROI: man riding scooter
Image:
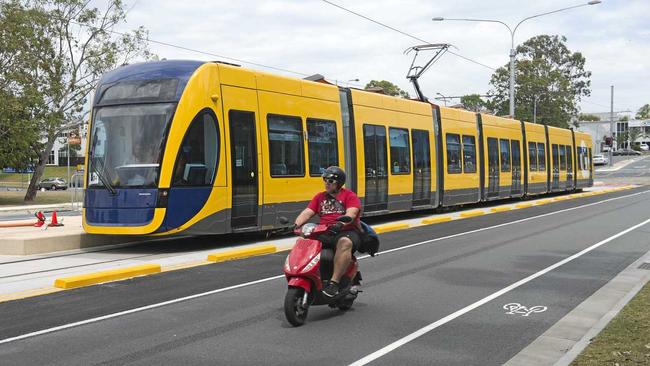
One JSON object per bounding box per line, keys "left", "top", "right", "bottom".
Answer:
{"left": 293, "top": 166, "right": 362, "bottom": 298}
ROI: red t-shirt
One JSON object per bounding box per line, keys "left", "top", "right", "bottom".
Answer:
{"left": 307, "top": 188, "right": 361, "bottom": 230}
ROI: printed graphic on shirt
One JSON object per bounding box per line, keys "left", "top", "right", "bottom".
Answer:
{"left": 320, "top": 196, "right": 345, "bottom": 216}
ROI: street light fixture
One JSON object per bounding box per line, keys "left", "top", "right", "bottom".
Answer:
{"left": 436, "top": 92, "right": 448, "bottom": 106}
{"left": 432, "top": 1, "right": 601, "bottom": 118}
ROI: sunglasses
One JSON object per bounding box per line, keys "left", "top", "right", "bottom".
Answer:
{"left": 323, "top": 178, "right": 337, "bottom": 184}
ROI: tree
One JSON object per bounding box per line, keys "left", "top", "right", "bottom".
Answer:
{"left": 627, "top": 128, "right": 645, "bottom": 150}
{"left": 460, "top": 94, "right": 485, "bottom": 112}
{"left": 364, "top": 80, "right": 410, "bottom": 98}
{"left": 636, "top": 104, "right": 650, "bottom": 119}
{"left": 619, "top": 115, "right": 629, "bottom": 122}
{"left": 615, "top": 131, "right": 628, "bottom": 150}
{"left": 487, "top": 35, "right": 591, "bottom": 127}
{"left": 579, "top": 113, "right": 600, "bottom": 121}
{"left": 1, "top": 0, "right": 153, "bottom": 202}
{"left": 0, "top": 1, "right": 50, "bottom": 170}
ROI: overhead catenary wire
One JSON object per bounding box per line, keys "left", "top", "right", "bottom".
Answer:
{"left": 320, "top": 0, "right": 497, "bottom": 71}
{"left": 65, "top": 19, "right": 363, "bottom": 87}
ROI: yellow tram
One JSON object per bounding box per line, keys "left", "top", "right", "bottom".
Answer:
{"left": 83, "top": 60, "right": 593, "bottom": 236}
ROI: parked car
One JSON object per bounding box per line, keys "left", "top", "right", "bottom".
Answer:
{"left": 593, "top": 154, "right": 608, "bottom": 166}
{"left": 639, "top": 143, "right": 649, "bottom": 151}
{"left": 614, "top": 149, "right": 642, "bottom": 156}
{"left": 37, "top": 177, "right": 67, "bottom": 191}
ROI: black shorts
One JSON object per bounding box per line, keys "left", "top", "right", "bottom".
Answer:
{"left": 321, "top": 229, "right": 362, "bottom": 253}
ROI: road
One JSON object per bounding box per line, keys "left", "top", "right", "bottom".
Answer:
{"left": 595, "top": 155, "right": 650, "bottom": 179}
{"left": 0, "top": 188, "right": 649, "bottom": 365}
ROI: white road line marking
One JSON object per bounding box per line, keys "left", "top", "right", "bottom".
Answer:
{"left": 348, "top": 217, "right": 650, "bottom": 366}
{"left": 0, "top": 189, "right": 647, "bottom": 345}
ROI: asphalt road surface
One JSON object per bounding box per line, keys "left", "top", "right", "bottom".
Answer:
{"left": 0, "top": 188, "right": 649, "bottom": 365}
{"left": 596, "top": 155, "right": 650, "bottom": 179}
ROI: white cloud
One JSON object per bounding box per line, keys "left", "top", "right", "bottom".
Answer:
{"left": 112, "top": 0, "right": 648, "bottom": 113}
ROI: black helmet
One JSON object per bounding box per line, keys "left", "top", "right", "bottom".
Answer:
{"left": 322, "top": 166, "right": 346, "bottom": 186}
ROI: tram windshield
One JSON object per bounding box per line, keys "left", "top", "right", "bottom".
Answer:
{"left": 88, "top": 103, "right": 176, "bottom": 189}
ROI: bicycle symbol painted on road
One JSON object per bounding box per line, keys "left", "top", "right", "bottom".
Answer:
{"left": 503, "top": 303, "right": 548, "bottom": 317}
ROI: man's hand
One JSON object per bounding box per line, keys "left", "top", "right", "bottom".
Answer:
{"left": 328, "top": 222, "right": 344, "bottom": 235}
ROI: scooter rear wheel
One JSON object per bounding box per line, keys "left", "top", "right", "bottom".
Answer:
{"left": 284, "top": 286, "right": 309, "bottom": 326}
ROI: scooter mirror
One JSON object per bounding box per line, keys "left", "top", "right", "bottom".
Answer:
{"left": 336, "top": 215, "right": 353, "bottom": 223}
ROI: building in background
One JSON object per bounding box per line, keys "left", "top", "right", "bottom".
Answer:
{"left": 576, "top": 111, "right": 649, "bottom": 152}
{"left": 46, "top": 123, "right": 88, "bottom": 166}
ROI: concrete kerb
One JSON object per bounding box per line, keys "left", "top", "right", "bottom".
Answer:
{"left": 0, "top": 185, "right": 638, "bottom": 303}
{"left": 504, "top": 249, "right": 650, "bottom": 366}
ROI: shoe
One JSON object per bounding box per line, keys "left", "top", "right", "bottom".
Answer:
{"left": 322, "top": 281, "right": 339, "bottom": 298}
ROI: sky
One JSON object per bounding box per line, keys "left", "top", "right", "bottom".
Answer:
{"left": 115, "top": 0, "right": 649, "bottom": 115}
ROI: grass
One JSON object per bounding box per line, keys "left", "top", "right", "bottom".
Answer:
{"left": 0, "top": 190, "right": 83, "bottom": 206}
{"left": 0, "top": 166, "right": 83, "bottom": 188}
{"left": 571, "top": 281, "right": 650, "bottom": 366}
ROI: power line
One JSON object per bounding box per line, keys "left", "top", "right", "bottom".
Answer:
{"left": 320, "top": 0, "right": 497, "bottom": 71}
{"left": 66, "top": 20, "right": 363, "bottom": 87}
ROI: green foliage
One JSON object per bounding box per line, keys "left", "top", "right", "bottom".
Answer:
{"left": 627, "top": 128, "right": 645, "bottom": 150}
{"left": 636, "top": 104, "right": 650, "bottom": 119}
{"left": 0, "top": 0, "right": 153, "bottom": 201}
{"left": 364, "top": 80, "right": 410, "bottom": 98}
{"left": 579, "top": 113, "right": 600, "bottom": 121}
{"left": 0, "top": 1, "right": 50, "bottom": 169}
{"left": 619, "top": 115, "right": 629, "bottom": 122}
{"left": 460, "top": 94, "right": 485, "bottom": 112}
{"left": 487, "top": 35, "right": 591, "bottom": 128}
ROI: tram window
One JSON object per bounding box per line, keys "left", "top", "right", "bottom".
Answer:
{"left": 307, "top": 118, "right": 338, "bottom": 176}
{"left": 268, "top": 114, "right": 304, "bottom": 177}
{"left": 389, "top": 128, "right": 411, "bottom": 174}
{"left": 528, "top": 142, "right": 538, "bottom": 171}
{"left": 576, "top": 147, "right": 582, "bottom": 170}
{"left": 172, "top": 110, "right": 219, "bottom": 186}
{"left": 588, "top": 148, "right": 592, "bottom": 169}
{"left": 500, "top": 139, "right": 511, "bottom": 172}
{"left": 462, "top": 135, "right": 477, "bottom": 173}
{"left": 445, "top": 133, "right": 462, "bottom": 174}
{"left": 537, "top": 143, "right": 546, "bottom": 171}
{"left": 559, "top": 145, "right": 566, "bottom": 170}
{"left": 511, "top": 140, "right": 521, "bottom": 171}
{"left": 567, "top": 145, "right": 573, "bottom": 172}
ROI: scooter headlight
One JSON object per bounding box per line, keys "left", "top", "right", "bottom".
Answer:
{"left": 301, "top": 253, "right": 320, "bottom": 273}
{"left": 301, "top": 223, "right": 316, "bottom": 237}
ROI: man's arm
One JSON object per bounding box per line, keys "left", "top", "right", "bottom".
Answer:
{"left": 344, "top": 207, "right": 360, "bottom": 220}
{"left": 294, "top": 208, "right": 316, "bottom": 227}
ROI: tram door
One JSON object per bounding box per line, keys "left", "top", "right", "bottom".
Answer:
{"left": 552, "top": 144, "right": 560, "bottom": 190}
{"left": 511, "top": 140, "right": 521, "bottom": 194}
{"left": 411, "top": 129, "right": 431, "bottom": 206}
{"left": 229, "top": 111, "right": 258, "bottom": 229}
{"left": 223, "top": 86, "right": 260, "bottom": 230}
{"left": 363, "top": 125, "right": 388, "bottom": 212}
{"left": 566, "top": 147, "right": 574, "bottom": 189}
{"left": 487, "top": 137, "right": 499, "bottom": 198}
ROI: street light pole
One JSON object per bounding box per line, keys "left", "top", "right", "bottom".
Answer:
{"left": 609, "top": 85, "right": 614, "bottom": 166}
{"left": 533, "top": 95, "right": 538, "bottom": 124}
{"left": 433, "top": 1, "right": 601, "bottom": 118}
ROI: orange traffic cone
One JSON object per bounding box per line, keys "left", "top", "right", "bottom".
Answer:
{"left": 34, "top": 211, "right": 46, "bottom": 227}
{"left": 48, "top": 210, "right": 64, "bottom": 227}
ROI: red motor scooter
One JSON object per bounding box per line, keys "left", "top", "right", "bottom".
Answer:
{"left": 282, "top": 216, "right": 361, "bottom": 326}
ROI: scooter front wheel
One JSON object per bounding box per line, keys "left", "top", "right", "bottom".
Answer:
{"left": 284, "top": 286, "right": 309, "bottom": 327}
